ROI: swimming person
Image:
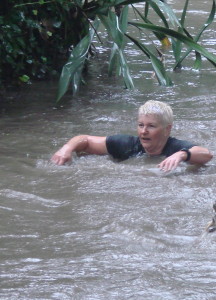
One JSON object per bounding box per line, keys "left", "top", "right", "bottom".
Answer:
{"left": 51, "top": 100, "right": 213, "bottom": 171}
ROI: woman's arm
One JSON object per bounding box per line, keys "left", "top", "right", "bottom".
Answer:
{"left": 51, "top": 135, "right": 108, "bottom": 165}
{"left": 187, "top": 146, "right": 213, "bottom": 164}
{"left": 158, "top": 146, "right": 213, "bottom": 172}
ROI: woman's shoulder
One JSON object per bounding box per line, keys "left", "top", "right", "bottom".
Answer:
{"left": 163, "top": 137, "right": 197, "bottom": 156}
{"left": 106, "top": 134, "right": 141, "bottom": 160}
{"left": 106, "top": 134, "right": 139, "bottom": 144}
{"left": 168, "top": 136, "right": 196, "bottom": 147}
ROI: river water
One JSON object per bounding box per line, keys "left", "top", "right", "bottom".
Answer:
{"left": 1, "top": 1, "right": 216, "bottom": 299}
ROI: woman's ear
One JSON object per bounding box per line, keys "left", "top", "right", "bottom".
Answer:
{"left": 165, "top": 124, "right": 172, "bottom": 136}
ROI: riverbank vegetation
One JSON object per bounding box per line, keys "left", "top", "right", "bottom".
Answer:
{"left": 0, "top": 0, "right": 215, "bottom": 103}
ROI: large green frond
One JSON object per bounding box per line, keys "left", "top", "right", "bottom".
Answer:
{"left": 100, "top": 8, "right": 134, "bottom": 89}
{"left": 132, "top": 5, "right": 168, "bottom": 42}
{"left": 171, "top": 0, "right": 189, "bottom": 63}
{"left": 150, "top": 0, "right": 180, "bottom": 27}
{"left": 56, "top": 20, "right": 99, "bottom": 103}
{"left": 174, "top": 0, "right": 216, "bottom": 69}
{"left": 129, "top": 22, "right": 216, "bottom": 66}
{"left": 148, "top": 1, "right": 169, "bottom": 28}
{"left": 125, "top": 33, "right": 172, "bottom": 86}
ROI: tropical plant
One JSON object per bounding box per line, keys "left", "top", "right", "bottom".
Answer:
{"left": 0, "top": 0, "right": 91, "bottom": 87}
{"left": 56, "top": 0, "right": 216, "bottom": 103}
{"left": 0, "top": 0, "right": 215, "bottom": 103}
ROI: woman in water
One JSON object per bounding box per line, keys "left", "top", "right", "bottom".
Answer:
{"left": 51, "top": 100, "right": 213, "bottom": 172}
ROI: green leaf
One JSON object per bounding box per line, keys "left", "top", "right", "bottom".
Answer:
{"left": 148, "top": 1, "right": 169, "bottom": 28}
{"left": 56, "top": 20, "right": 99, "bottom": 103}
{"left": 73, "top": 0, "right": 85, "bottom": 7}
{"left": 90, "top": 0, "right": 149, "bottom": 15}
{"left": 19, "top": 75, "right": 30, "bottom": 83}
{"left": 108, "top": 43, "right": 119, "bottom": 76}
{"left": 171, "top": 0, "right": 189, "bottom": 63}
{"left": 196, "top": 0, "right": 215, "bottom": 41}
{"left": 41, "top": 56, "right": 47, "bottom": 63}
{"left": 132, "top": 5, "right": 168, "bottom": 42}
{"left": 119, "top": 5, "right": 129, "bottom": 33}
{"left": 111, "top": 0, "right": 148, "bottom": 5}
{"left": 32, "top": 10, "right": 38, "bottom": 16}
{"left": 180, "top": 0, "right": 189, "bottom": 26}
{"left": 118, "top": 49, "right": 135, "bottom": 89}
{"left": 174, "top": 0, "right": 216, "bottom": 69}
{"left": 47, "top": 31, "right": 52, "bottom": 37}
{"left": 100, "top": 8, "right": 134, "bottom": 89}
{"left": 193, "top": 52, "right": 202, "bottom": 70}
{"left": 144, "top": 2, "right": 149, "bottom": 18}
{"left": 150, "top": 0, "right": 181, "bottom": 27}
{"left": 125, "top": 33, "right": 172, "bottom": 86}
{"left": 106, "top": 10, "right": 125, "bottom": 48}
{"left": 129, "top": 22, "right": 216, "bottom": 66}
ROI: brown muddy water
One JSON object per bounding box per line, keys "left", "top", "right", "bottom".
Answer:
{"left": 1, "top": 1, "right": 216, "bottom": 299}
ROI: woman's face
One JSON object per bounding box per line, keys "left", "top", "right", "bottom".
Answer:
{"left": 137, "top": 114, "right": 171, "bottom": 155}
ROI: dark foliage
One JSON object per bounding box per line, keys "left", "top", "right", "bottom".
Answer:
{"left": 0, "top": 0, "right": 89, "bottom": 87}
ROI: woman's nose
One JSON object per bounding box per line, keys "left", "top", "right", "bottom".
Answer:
{"left": 142, "top": 126, "right": 148, "bottom": 133}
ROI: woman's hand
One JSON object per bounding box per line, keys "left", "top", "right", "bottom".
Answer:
{"left": 158, "top": 146, "right": 213, "bottom": 172}
{"left": 51, "top": 135, "right": 108, "bottom": 166}
{"left": 158, "top": 151, "right": 186, "bottom": 172}
{"left": 51, "top": 144, "right": 73, "bottom": 166}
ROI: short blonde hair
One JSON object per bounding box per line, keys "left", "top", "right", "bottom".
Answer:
{"left": 138, "top": 100, "right": 173, "bottom": 126}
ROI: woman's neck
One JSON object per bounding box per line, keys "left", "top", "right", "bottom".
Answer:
{"left": 144, "top": 139, "right": 168, "bottom": 156}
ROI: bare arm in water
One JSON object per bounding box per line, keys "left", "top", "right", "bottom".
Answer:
{"left": 51, "top": 136, "right": 213, "bottom": 171}
{"left": 158, "top": 146, "right": 213, "bottom": 172}
{"left": 51, "top": 135, "right": 108, "bottom": 165}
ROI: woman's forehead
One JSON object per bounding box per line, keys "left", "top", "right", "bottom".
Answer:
{"left": 138, "top": 113, "right": 161, "bottom": 123}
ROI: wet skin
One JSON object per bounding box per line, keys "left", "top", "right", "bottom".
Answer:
{"left": 137, "top": 114, "right": 171, "bottom": 156}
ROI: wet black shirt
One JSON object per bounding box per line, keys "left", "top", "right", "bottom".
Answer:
{"left": 106, "top": 134, "right": 196, "bottom": 160}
